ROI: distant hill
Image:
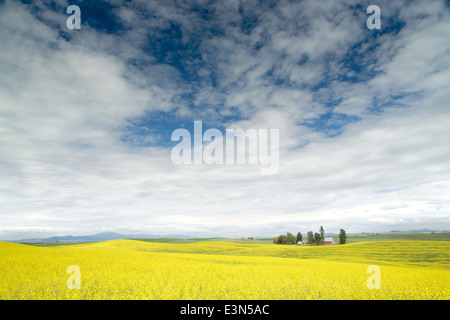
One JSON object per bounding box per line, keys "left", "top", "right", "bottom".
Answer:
{"left": 388, "top": 229, "right": 440, "bottom": 233}
{"left": 12, "top": 232, "right": 191, "bottom": 243}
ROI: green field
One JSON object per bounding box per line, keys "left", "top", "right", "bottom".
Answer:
{"left": 133, "top": 237, "right": 274, "bottom": 244}
{"left": 134, "top": 232, "right": 450, "bottom": 245}
{"left": 24, "top": 231, "right": 450, "bottom": 247}
{"left": 129, "top": 240, "right": 450, "bottom": 269}
{"left": 342, "top": 232, "right": 450, "bottom": 243}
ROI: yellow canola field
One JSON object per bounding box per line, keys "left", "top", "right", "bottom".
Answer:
{"left": 0, "top": 240, "right": 448, "bottom": 300}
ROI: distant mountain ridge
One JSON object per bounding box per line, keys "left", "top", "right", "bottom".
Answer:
{"left": 12, "top": 232, "right": 191, "bottom": 243}
{"left": 7, "top": 229, "right": 448, "bottom": 243}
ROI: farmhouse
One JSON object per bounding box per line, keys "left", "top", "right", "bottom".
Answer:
{"left": 323, "top": 237, "right": 335, "bottom": 245}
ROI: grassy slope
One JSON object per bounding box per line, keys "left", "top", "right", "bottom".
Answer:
{"left": 22, "top": 231, "right": 450, "bottom": 247}
{"left": 134, "top": 232, "right": 450, "bottom": 244}
{"left": 343, "top": 232, "right": 450, "bottom": 243}
{"left": 133, "top": 237, "right": 274, "bottom": 244}
{"left": 108, "top": 239, "right": 450, "bottom": 270}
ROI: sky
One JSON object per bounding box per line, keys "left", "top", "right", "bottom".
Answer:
{"left": 0, "top": 0, "right": 449, "bottom": 240}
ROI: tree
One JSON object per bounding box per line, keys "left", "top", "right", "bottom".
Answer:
{"left": 273, "top": 237, "right": 278, "bottom": 244}
{"left": 314, "top": 232, "right": 321, "bottom": 245}
{"left": 277, "top": 234, "right": 287, "bottom": 244}
{"left": 286, "top": 232, "right": 296, "bottom": 245}
{"left": 296, "top": 232, "right": 303, "bottom": 243}
{"left": 319, "top": 226, "right": 325, "bottom": 244}
{"left": 307, "top": 231, "right": 314, "bottom": 245}
{"left": 339, "top": 229, "right": 347, "bottom": 244}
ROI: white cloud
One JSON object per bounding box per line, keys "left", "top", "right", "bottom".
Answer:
{"left": 0, "top": 0, "right": 449, "bottom": 240}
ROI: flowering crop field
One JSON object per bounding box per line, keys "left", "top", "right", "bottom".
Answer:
{"left": 0, "top": 240, "right": 448, "bottom": 300}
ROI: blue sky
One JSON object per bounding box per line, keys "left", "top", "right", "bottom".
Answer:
{"left": 0, "top": 0, "right": 449, "bottom": 239}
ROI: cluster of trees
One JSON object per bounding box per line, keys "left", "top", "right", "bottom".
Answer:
{"left": 273, "top": 232, "right": 301, "bottom": 245}
{"left": 273, "top": 227, "right": 347, "bottom": 245}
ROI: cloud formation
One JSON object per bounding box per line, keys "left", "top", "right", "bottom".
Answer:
{"left": 0, "top": 0, "right": 449, "bottom": 240}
